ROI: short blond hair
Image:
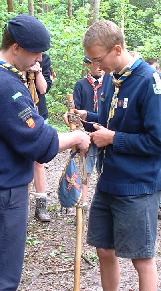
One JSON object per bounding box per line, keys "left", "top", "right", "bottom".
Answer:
{"left": 83, "top": 20, "right": 125, "bottom": 50}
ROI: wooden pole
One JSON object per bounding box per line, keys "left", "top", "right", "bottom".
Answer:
{"left": 28, "top": 72, "right": 39, "bottom": 104}
{"left": 74, "top": 206, "right": 83, "bottom": 291}
{"left": 67, "top": 94, "right": 83, "bottom": 291}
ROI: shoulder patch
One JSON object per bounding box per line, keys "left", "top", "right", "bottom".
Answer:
{"left": 11, "top": 91, "right": 23, "bottom": 100}
{"left": 26, "top": 117, "right": 35, "bottom": 128}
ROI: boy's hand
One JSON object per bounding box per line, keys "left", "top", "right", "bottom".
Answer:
{"left": 90, "top": 124, "right": 115, "bottom": 147}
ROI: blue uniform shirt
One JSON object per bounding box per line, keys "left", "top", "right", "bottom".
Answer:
{"left": 0, "top": 64, "right": 59, "bottom": 189}
{"left": 73, "top": 77, "right": 103, "bottom": 111}
{"left": 89, "top": 61, "right": 161, "bottom": 196}
{"left": 73, "top": 75, "right": 104, "bottom": 131}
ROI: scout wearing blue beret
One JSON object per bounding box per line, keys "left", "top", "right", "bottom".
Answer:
{"left": 8, "top": 13, "right": 50, "bottom": 52}
{"left": 0, "top": 14, "right": 90, "bottom": 291}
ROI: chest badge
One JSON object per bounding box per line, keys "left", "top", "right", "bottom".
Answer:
{"left": 123, "top": 98, "right": 128, "bottom": 108}
{"left": 117, "top": 98, "right": 128, "bottom": 108}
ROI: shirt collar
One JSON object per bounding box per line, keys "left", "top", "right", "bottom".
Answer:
{"left": 118, "top": 57, "right": 140, "bottom": 75}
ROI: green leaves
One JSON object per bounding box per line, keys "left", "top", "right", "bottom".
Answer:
{"left": 0, "top": 0, "right": 160, "bottom": 108}
{"left": 100, "top": 0, "right": 161, "bottom": 60}
{"left": 38, "top": 9, "right": 88, "bottom": 103}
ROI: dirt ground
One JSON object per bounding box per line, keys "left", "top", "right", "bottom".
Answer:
{"left": 18, "top": 151, "right": 161, "bottom": 291}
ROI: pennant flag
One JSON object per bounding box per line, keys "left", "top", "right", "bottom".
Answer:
{"left": 58, "top": 151, "right": 82, "bottom": 208}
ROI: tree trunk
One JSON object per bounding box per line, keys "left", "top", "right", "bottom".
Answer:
{"left": 43, "top": 4, "right": 49, "bottom": 13}
{"left": 37, "top": 0, "right": 43, "bottom": 14}
{"left": 7, "top": 0, "right": 14, "bottom": 12}
{"left": 120, "top": 0, "right": 125, "bottom": 34}
{"left": 88, "top": 0, "right": 101, "bottom": 26}
{"left": 68, "top": 0, "right": 73, "bottom": 18}
{"left": 28, "top": 0, "right": 34, "bottom": 16}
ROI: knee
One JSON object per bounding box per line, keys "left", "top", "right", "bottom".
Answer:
{"left": 97, "top": 248, "right": 116, "bottom": 261}
{"left": 34, "top": 162, "right": 44, "bottom": 170}
{"left": 132, "top": 258, "right": 155, "bottom": 273}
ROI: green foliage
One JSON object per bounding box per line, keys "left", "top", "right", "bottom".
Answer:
{"left": 39, "top": 7, "right": 89, "bottom": 103}
{"left": 100, "top": 0, "right": 161, "bottom": 59}
{"left": 49, "top": 243, "right": 73, "bottom": 262}
{"left": 85, "top": 250, "right": 99, "bottom": 264}
{"left": 0, "top": 0, "right": 160, "bottom": 119}
{"left": 0, "top": 11, "right": 15, "bottom": 43}
{"left": 27, "top": 236, "right": 42, "bottom": 246}
{"left": 129, "top": 0, "right": 160, "bottom": 10}
{"left": 46, "top": 97, "right": 69, "bottom": 132}
{"left": 47, "top": 96, "right": 68, "bottom": 116}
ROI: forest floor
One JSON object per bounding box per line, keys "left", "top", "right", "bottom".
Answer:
{"left": 18, "top": 151, "right": 161, "bottom": 291}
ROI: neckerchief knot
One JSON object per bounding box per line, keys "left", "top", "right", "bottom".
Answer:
{"left": 107, "top": 58, "right": 143, "bottom": 126}
{"left": 87, "top": 73, "right": 104, "bottom": 112}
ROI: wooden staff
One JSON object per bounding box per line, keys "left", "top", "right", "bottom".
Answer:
{"left": 28, "top": 72, "right": 39, "bottom": 104}
{"left": 74, "top": 206, "right": 83, "bottom": 291}
{"left": 67, "top": 94, "right": 85, "bottom": 291}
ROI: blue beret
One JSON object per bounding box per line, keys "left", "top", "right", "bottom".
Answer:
{"left": 8, "top": 14, "right": 50, "bottom": 52}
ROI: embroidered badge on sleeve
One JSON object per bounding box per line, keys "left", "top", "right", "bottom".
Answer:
{"left": 26, "top": 117, "right": 35, "bottom": 128}
{"left": 11, "top": 91, "right": 23, "bottom": 101}
{"left": 18, "top": 107, "right": 32, "bottom": 122}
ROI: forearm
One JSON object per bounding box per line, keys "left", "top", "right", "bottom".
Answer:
{"left": 113, "top": 132, "right": 161, "bottom": 156}
{"left": 58, "top": 130, "right": 89, "bottom": 152}
{"left": 35, "top": 71, "right": 47, "bottom": 94}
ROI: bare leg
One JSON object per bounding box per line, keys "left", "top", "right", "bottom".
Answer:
{"left": 34, "top": 162, "right": 50, "bottom": 222}
{"left": 97, "top": 248, "right": 120, "bottom": 291}
{"left": 34, "top": 162, "right": 46, "bottom": 193}
{"left": 132, "top": 257, "right": 158, "bottom": 291}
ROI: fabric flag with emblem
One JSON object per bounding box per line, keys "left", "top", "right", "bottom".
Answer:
{"left": 58, "top": 151, "right": 82, "bottom": 208}
{"left": 58, "top": 94, "right": 84, "bottom": 209}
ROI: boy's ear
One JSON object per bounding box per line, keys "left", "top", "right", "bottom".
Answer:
{"left": 12, "top": 43, "right": 21, "bottom": 56}
{"left": 114, "top": 45, "right": 122, "bottom": 56}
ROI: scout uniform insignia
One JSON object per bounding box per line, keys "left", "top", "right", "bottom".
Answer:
{"left": 26, "top": 117, "right": 35, "bottom": 128}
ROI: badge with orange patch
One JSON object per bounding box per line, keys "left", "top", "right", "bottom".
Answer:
{"left": 26, "top": 117, "right": 35, "bottom": 128}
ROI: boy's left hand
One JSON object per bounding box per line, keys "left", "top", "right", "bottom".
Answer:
{"left": 90, "top": 124, "right": 115, "bottom": 147}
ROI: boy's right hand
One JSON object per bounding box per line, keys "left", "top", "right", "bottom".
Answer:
{"left": 75, "top": 130, "right": 91, "bottom": 153}
{"left": 74, "top": 109, "right": 87, "bottom": 121}
{"left": 63, "top": 109, "right": 87, "bottom": 126}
